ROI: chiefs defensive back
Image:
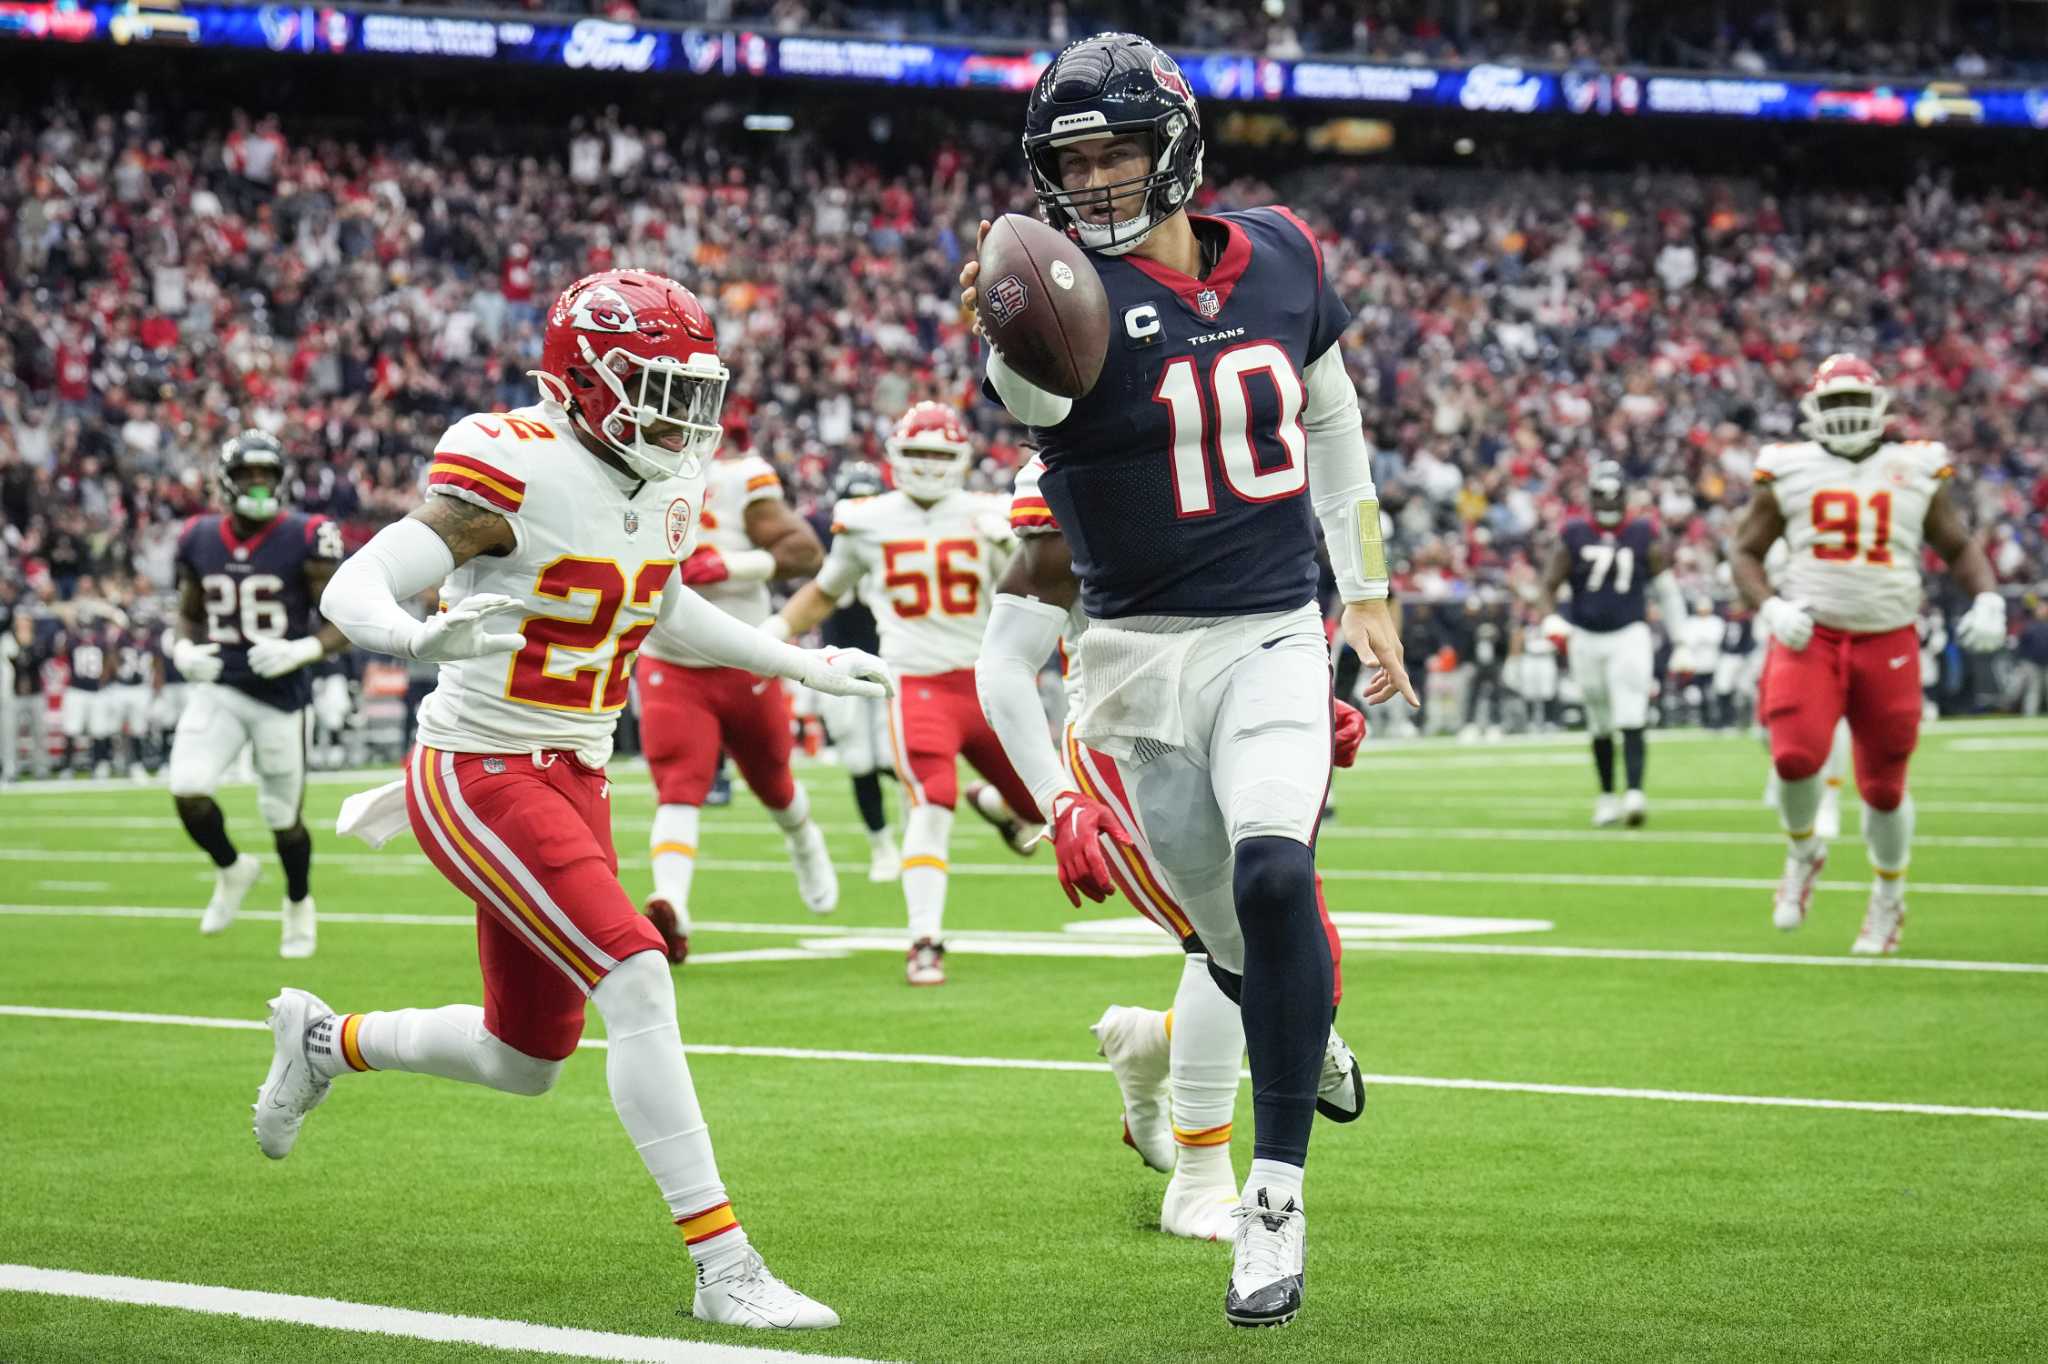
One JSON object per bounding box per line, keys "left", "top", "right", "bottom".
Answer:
{"left": 1731, "top": 354, "right": 2006, "bottom": 955}
{"left": 257, "top": 270, "right": 888, "bottom": 1330}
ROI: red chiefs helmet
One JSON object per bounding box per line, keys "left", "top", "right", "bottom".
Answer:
{"left": 532, "top": 270, "right": 728, "bottom": 481}
{"left": 885, "top": 401, "right": 973, "bottom": 500}
{"left": 1799, "top": 353, "right": 1890, "bottom": 458}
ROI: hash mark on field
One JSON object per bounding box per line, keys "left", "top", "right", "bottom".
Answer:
{"left": 0, "top": 1265, "right": 884, "bottom": 1362}
{"left": 33, "top": 880, "right": 111, "bottom": 892}
{"left": 6, "top": 1005, "right": 2046, "bottom": 1123}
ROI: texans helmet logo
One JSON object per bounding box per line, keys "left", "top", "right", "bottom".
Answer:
{"left": 569, "top": 283, "right": 640, "bottom": 334}
{"left": 1151, "top": 54, "right": 1195, "bottom": 108}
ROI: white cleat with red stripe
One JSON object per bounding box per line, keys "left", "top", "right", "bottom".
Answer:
{"left": 1161, "top": 1174, "right": 1239, "bottom": 1241}
{"left": 1772, "top": 843, "right": 1827, "bottom": 931}
{"left": 786, "top": 821, "right": 839, "bottom": 914}
{"left": 1851, "top": 887, "right": 1906, "bottom": 956}
{"left": 1091, "top": 1005, "right": 1173, "bottom": 1173}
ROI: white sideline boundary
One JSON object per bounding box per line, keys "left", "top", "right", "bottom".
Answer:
{"left": 3, "top": 904, "right": 2045, "bottom": 975}
{"left": 3, "top": 1005, "right": 2044, "bottom": 1123}
{"left": 0, "top": 1265, "right": 881, "bottom": 1362}
{"left": 0, "top": 846, "right": 2040, "bottom": 897}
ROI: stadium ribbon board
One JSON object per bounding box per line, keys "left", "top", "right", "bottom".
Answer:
{"left": 5, "top": 2, "right": 2047, "bottom": 129}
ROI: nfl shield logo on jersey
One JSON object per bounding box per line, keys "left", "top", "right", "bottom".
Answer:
{"left": 623, "top": 509, "right": 640, "bottom": 536}
{"left": 666, "top": 497, "right": 693, "bottom": 554}
{"left": 1196, "top": 288, "right": 1221, "bottom": 318}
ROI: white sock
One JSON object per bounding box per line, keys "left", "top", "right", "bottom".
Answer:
{"left": 1864, "top": 793, "right": 1914, "bottom": 894}
{"left": 650, "top": 804, "right": 700, "bottom": 918}
{"left": 593, "top": 952, "right": 749, "bottom": 1272}
{"left": 1777, "top": 774, "right": 1824, "bottom": 852}
{"left": 1246, "top": 1157, "right": 1305, "bottom": 1209}
{"left": 309, "top": 1004, "right": 562, "bottom": 1094}
{"left": 766, "top": 782, "right": 810, "bottom": 834}
{"left": 902, "top": 803, "right": 953, "bottom": 942}
{"left": 866, "top": 825, "right": 896, "bottom": 853}
{"left": 1168, "top": 954, "right": 1242, "bottom": 1155}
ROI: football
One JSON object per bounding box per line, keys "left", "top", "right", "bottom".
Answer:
{"left": 976, "top": 213, "right": 1109, "bottom": 400}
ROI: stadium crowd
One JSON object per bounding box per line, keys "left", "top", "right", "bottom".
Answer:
{"left": 3, "top": 91, "right": 2046, "bottom": 775}
{"left": 390, "top": 0, "right": 2048, "bottom": 81}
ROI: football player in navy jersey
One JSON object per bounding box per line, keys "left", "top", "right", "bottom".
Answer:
{"left": 962, "top": 31, "right": 1415, "bottom": 1328}
{"left": 169, "top": 431, "right": 351, "bottom": 958}
{"left": 1537, "top": 460, "right": 1689, "bottom": 827}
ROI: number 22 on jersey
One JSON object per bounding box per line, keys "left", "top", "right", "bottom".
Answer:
{"left": 505, "top": 557, "right": 672, "bottom": 713}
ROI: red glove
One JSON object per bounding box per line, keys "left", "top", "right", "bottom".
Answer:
{"left": 1332, "top": 698, "right": 1367, "bottom": 768}
{"left": 1048, "top": 790, "right": 1135, "bottom": 908}
{"left": 680, "top": 547, "right": 730, "bottom": 586}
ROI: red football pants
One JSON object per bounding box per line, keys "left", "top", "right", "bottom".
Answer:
{"left": 406, "top": 745, "right": 662, "bottom": 1060}
{"left": 1761, "top": 623, "right": 1921, "bottom": 812}
{"left": 887, "top": 668, "right": 1041, "bottom": 820}
{"left": 637, "top": 659, "right": 797, "bottom": 809}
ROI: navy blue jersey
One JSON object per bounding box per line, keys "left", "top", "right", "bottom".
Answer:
{"left": 1562, "top": 518, "right": 1656, "bottom": 633}
{"left": 1721, "top": 615, "right": 1754, "bottom": 656}
{"left": 808, "top": 507, "right": 881, "bottom": 655}
{"left": 990, "top": 208, "right": 1351, "bottom": 620}
{"left": 62, "top": 623, "right": 114, "bottom": 692}
{"left": 175, "top": 512, "right": 341, "bottom": 712}
{"left": 114, "top": 627, "right": 156, "bottom": 685}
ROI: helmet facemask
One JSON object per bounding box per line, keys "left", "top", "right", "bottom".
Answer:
{"left": 886, "top": 442, "right": 971, "bottom": 502}
{"left": 1800, "top": 386, "right": 1890, "bottom": 458}
{"left": 1028, "top": 118, "right": 1198, "bottom": 256}
{"left": 563, "top": 343, "right": 728, "bottom": 482}
{"left": 220, "top": 436, "right": 286, "bottom": 523}
{"left": 1589, "top": 462, "right": 1626, "bottom": 528}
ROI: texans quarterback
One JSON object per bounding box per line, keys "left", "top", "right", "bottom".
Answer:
{"left": 169, "top": 431, "right": 350, "bottom": 958}
{"left": 1731, "top": 354, "right": 2005, "bottom": 954}
{"left": 1536, "top": 459, "right": 1689, "bottom": 827}
{"left": 255, "top": 270, "right": 889, "bottom": 1330}
{"left": 636, "top": 432, "right": 836, "bottom": 965}
{"left": 988, "top": 453, "right": 1369, "bottom": 1247}
{"left": 768, "top": 401, "right": 1042, "bottom": 987}
{"left": 958, "top": 32, "right": 1416, "bottom": 1327}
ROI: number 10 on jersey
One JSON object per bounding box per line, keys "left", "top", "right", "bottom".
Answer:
{"left": 1154, "top": 342, "right": 1308, "bottom": 517}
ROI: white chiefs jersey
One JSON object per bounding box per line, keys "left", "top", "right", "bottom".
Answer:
{"left": 413, "top": 403, "right": 701, "bottom": 766}
{"left": 1009, "top": 454, "right": 1089, "bottom": 711}
{"left": 816, "top": 488, "right": 1012, "bottom": 676}
{"left": 1754, "top": 438, "right": 1952, "bottom": 634}
{"left": 641, "top": 451, "right": 782, "bottom": 667}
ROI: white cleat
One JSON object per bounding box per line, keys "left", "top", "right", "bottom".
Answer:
{"left": 1772, "top": 843, "right": 1827, "bottom": 932}
{"left": 867, "top": 832, "right": 902, "bottom": 883}
{"left": 692, "top": 1249, "right": 840, "bottom": 1329}
{"left": 786, "top": 822, "right": 839, "bottom": 914}
{"left": 1316, "top": 1029, "right": 1366, "bottom": 1123}
{"left": 279, "top": 897, "right": 317, "bottom": 959}
{"left": 1090, "top": 1005, "right": 1172, "bottom": 1173}
{"left": 253, "top": 988, "right": 334, "bottom": 1159}
{"left": 905, "top": 938, "right": 946, "bottom": 987}
{"left": 1852, "top": 888, "right": 1906, "bottom": 956}
{"left": 1592, "top": 794, "right": 1622, "bottom": 827}
{"left": 1161, "top": 1175, "right": 1240, "bottom": 1242}
{"left": 201, "top": 854, "right": 263, "bottom": 936}
{"left": 1622, "top": 789, "right": 1647, "bottom": 827}
{"left": 1225, "top": 1187, "right": 1306, "bottom": 1328}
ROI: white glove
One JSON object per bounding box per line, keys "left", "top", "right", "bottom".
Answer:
{"left": 974, "top": 509, "right": 1018, "bottom": 549}
{"left": 408, "top": 593, "right": 528, "bottom": 663}
{"left": 1955, "top": 591, "right": 2008, "bottom": 653}
{"left": 1539, "top": 613, "right": 1571, "bottom": 644}
{"left": 247, "top": 635, "right": 325, "bottom": 679}
{"left": 1759, "top": 596, "right": 1814, "bottom": 652}
{"left": 801, "top": 646, "right": 893, "bottom": 699}
{"left": 171, "top": 637, "right": 223, "bottom": 683}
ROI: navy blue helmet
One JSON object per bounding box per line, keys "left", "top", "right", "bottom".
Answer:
{"left": 219, "top": 429, "right": 287, "bottom": 523}
{"left": 1022, "top": 32, "right": 1204, "bottom": 257}
{"left": 1588, "top": 459, "right": 1627, "bottom": 528}
{"left": 833, "top": 459, "right": 886, "bottom": 502}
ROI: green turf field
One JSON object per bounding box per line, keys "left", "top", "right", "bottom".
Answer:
{"left": 3, "top": 722, "right": 2046, "bottom": 1363}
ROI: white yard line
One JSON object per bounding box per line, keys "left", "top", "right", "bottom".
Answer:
{"left": 3, "top": 904, "right": 2044, "bottom": 975}
{"left": 0, "top": 1265, "right": 883, "bottom": 1363}
{"left": 0, "top": 847, "right": 2039, "bottom": 897}
{"left": 3, "top": 1005, "right": 2044, "bottom": 1122}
